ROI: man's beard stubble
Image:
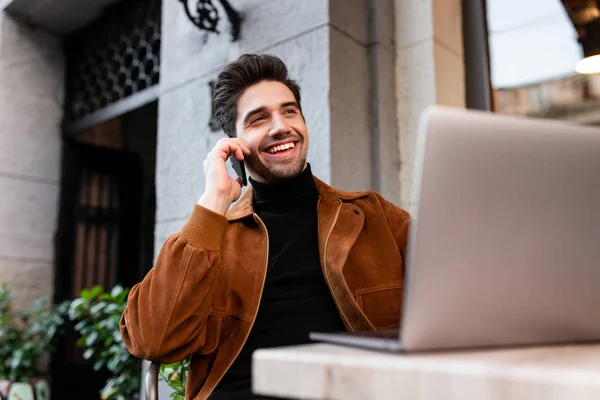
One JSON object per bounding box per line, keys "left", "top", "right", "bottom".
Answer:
{"left": 245, "top": 137, "right": 307, "bottom": 184}
{"left": 245, "top": 151, "right": 307, "bottom": 184}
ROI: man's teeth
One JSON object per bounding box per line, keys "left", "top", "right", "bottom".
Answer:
{"left": 267, "top": 142, "right": 295, "bottom": 154}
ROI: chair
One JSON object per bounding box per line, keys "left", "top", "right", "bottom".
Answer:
{"left": 145, "top": 361, "right": 161, "bottom": 400}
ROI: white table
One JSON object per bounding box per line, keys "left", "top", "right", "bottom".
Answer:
{"left": 252, "top": 343, "right": 600, "bottom": 399}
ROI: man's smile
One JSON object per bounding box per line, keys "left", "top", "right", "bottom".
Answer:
{"left": 262, "top": 140, "right": 300, "bottom": 159}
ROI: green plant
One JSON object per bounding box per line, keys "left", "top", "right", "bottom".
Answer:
{"left": 159, "top": 357, "right": 191, "bottom": 400}
{"left": 0, "top": 283, "right": 68, "bottom": 382}
{"left": 67, "top": 285, "right": 142, "bottom": 400}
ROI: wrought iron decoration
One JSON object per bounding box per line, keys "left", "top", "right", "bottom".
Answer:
{"left": 179, "top": 0, "right": 242, "bottom": 41}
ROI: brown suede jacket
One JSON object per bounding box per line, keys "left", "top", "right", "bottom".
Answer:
{"left": 120, "top": 177, "right": 411, "bottom": 400}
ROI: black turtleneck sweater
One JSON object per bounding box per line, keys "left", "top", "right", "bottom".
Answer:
{"left": 210, "top": 165, "right": 346, "bottom": 400}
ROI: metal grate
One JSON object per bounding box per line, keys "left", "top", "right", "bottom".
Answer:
{"left": 64, "top": 0, "right": 161, "bottom": 124}
{"left": 71, "top": 167, "right": 121, "bottom": 300}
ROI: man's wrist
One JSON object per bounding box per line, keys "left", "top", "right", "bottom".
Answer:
{"left": 197, "top": 193, "right": 230, "bottom": 215}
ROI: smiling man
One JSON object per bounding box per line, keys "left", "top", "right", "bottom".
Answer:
{"left": 120, "top": 54, "right": 411, "bottom": 400}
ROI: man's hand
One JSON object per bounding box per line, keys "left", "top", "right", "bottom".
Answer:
{"left": 198, "top": 138, "right": 251, "bottom": 215}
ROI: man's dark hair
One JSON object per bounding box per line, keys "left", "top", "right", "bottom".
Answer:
{"left": 212, "top": 53, "right": 302, "bottom": 137}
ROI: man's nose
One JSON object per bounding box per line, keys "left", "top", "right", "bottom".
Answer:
{"left": 268, "top": 114, "right": 291, "bottom": 136}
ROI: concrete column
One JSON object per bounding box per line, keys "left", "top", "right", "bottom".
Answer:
{"left": 328, "top": 0, "right": 372, "bottom": 193}
{"left": 0, "top": 9, "right": 64, "bottom": 309}
{"left": 395, "top": 0, "right": 466, "bottom": 211}
{"left": 329, "top": 0, "right": 400, "bottom": 203}
{"left": 367, "top": 0, "right": 401, "bottom": 205}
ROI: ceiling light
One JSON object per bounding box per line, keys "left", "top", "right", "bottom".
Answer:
{"left": 576, "top": 54, "right": 600, "bottom": 74}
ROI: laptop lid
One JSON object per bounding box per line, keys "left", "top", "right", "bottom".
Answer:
{"left": 400, "top": 106, "right": 600, "bottom": 352}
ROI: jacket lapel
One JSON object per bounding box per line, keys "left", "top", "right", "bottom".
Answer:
{"left": 228, "top": 175, "right": 374, "bottom": 331}
{"left": 317, "top": 195, "right": 375, "bottom": 332}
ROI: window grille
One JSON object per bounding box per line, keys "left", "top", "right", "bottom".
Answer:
{"left": 64, "top": 0, "right": 161, "bottom": 124}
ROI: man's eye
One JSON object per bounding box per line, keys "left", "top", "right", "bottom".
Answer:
{"left": 284, "top": 109, "right": 296, "bottom": 114}
{"left": 252, "top": 116, "right": 266, "bottom": 124}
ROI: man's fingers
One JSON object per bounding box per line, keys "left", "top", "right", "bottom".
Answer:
{"left": 235, "top": 146, "right": 246, "bottom": 160}
{"left": 217, "top": 137, "right": 250, "bottom": 154}
{"left": 212, "top": 138, "right": 249, "bottom": 161}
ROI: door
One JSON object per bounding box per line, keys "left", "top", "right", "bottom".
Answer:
{"left": 52, "top": 138, "right": 143, "bottom": 398}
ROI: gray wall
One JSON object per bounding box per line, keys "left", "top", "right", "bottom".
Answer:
{"left": 0, "top": 9, "right": 64, "bottom": 309}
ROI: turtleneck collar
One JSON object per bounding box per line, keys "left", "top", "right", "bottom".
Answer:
{"left": 250, "top": 164, "right": 318, "bottom": 208}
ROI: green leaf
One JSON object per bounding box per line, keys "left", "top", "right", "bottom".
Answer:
{"left": 110, "top": 285, "right": 123, "bottom": 299}
{"left": 107, "top": 357, "right": 120, "bottom": 372}
{"left": 89, "top": 285, "right": 104, "bottom": 299}
{"left": 169, "top": 392, "right": 184, "bottom": 400}
{"left": 76, "top": 336, "right": 86, "bottom": 347}
{"left": 85, "top": 331, "right": 99, "bottom": 347}
{"left": 104, "top": 303, "right": 121, "bottom": 314}
{"left": 57, "top": 300, "right": 70, "bottom": 314}
{"left": 83, "top": 348, "right": 94, "bottom": 360}
{"left": 99, "top": 293, "right": 113, "bottom": 301}
{"left": 79, "top": 288, "right": 90, "bottom": 299}
{"left": 90, "top": 302, "right": 106, "bottom": 316}
{"left": 100, "top": 380, "right": 116, "bottom": 400}
{"left": 93, "top": 359, "right": 105, "bottom": 371}
{"left": 47, "top": 325, "right": 57, "bottom": 339}
{"left": 74, "top": 320, "right": 87, "bottom": 332}
{"left": 68, "top": 298, "right": 87, "bottom": 318}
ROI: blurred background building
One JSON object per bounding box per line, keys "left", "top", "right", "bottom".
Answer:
{"left": 0, "top": 0, "right": 597, "bottom": 397}
{"left": 490, "top": 0, "right": 600, "bottom": 123}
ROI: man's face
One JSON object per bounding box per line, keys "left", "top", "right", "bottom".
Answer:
{"left": 234, "top": 80, "right": 309, "bottom": 184}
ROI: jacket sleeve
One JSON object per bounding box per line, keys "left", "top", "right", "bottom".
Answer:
{"left": 379, "top": 196, "right": 411, "bottom": 261}
{"left": 120, "top": 204, "right": 227, "bottom": 363}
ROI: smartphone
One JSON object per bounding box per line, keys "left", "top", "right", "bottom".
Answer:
{"left": 229, "top": 153, "right": 247, "bottom": 186}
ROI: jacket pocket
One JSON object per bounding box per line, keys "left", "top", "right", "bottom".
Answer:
{"left": 355, "top": 282, "right": 403, "bottom": 330}
{"left": 197, "top": 313, "right": 224, "bottom": 355}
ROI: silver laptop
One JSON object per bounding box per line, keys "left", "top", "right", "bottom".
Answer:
{"left": 310, "top": 105, "right": 600, "bottom": 353}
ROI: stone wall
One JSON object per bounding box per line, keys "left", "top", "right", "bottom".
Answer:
{"left": 0, "top": 10, "right": 64, "bottom": 309}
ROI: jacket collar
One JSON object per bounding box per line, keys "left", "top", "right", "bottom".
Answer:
{"left": 226, "top": 175, "right": 369, "bottom": 221}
